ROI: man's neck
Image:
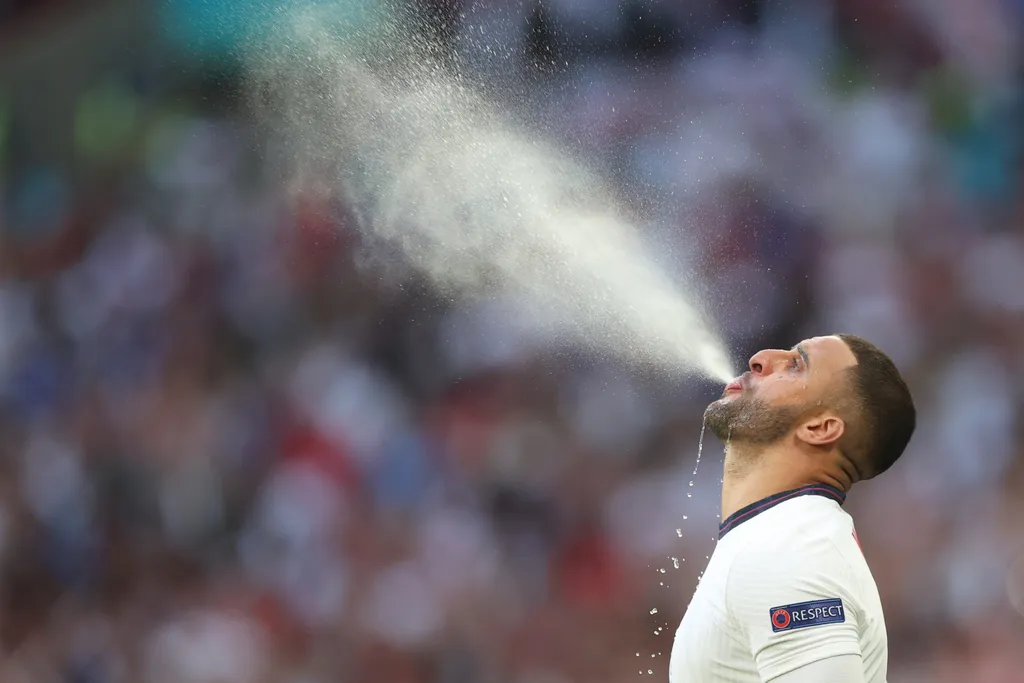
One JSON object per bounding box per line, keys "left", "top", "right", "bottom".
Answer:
{"left": 721, "top": 443, "right": 850, "bottom": 521}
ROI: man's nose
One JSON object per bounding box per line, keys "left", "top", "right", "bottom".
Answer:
{"left": 748, "top": 349, "right": 786, "bottom": 376}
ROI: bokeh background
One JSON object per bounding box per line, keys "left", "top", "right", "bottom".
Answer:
{"left": 2, "top": 0, "right": 1024, "bottom": 681}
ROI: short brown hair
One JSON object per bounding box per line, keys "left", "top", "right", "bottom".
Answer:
{"left": 836, "top": 334, "right": 916, "bottom": 478}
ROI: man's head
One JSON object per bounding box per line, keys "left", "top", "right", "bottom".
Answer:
{"left": 705, "top": 334, "right": 916, "bottom": 480}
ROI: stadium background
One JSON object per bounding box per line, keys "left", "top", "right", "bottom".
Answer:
{"left": 1, "top": 0, "right": 1023, "bottom": 681}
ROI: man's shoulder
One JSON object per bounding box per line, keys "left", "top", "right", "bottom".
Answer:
{"left": 722, "top": 501, "right": 868, "bottom": 633}
{"left": 726, "top": 497, "right": 858, "bottom": 573}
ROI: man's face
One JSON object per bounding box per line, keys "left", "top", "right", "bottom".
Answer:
{"left": 705, "top": 335, "right": 858, "bottom": 444}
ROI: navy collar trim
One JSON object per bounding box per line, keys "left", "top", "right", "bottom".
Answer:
{"left": 719, "top": 484, "right": 846, "bottom": 540}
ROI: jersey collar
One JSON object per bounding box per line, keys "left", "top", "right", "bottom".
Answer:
{"left": 718, "top": 483, "right": 846, "bottom": 540}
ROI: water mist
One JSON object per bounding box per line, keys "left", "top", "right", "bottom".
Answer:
{"left": 244, "top": 5, "right": 734, "bottom": 383}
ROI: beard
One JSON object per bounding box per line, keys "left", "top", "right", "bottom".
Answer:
{"left": 704, "top": 393, "right": 802, "bottom": 445}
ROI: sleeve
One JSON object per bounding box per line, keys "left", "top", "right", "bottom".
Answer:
{"left": 725, "top": 538, "right": 863, "bottom": 682}
{"left": 770, "top": 654, "right": 866, "bottom": 683}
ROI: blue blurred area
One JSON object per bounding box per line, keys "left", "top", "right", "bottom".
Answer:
{"left": 159, "top": 0, "right": 383, "bottom": 57}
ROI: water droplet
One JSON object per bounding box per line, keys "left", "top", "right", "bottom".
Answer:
{"left": 651, "top": 653, "right": 656, "bottom": 658}
{"left": 648, "top": 670, "right": 653, "bottom": 675}
{"left": 675, "top": 528, "right": 683, "bottom": 537}
{"left": 650, "top": 608, "right": 658, "bottom": 614}
{"left": 682, "top": 515, "right": 688, "bottom": 520}
{"left": 671, "top": 557, "right": 680, "bottom": 569}
{"left": 687, "top": 492, "right": 692, "bottom": 498}
{"left": 688, "top": 480, "right": 694, "bottom": 487}
{"left": 696, "top": 420, "right": 706, "bottom": 465}
{"left": 636, "top": 653, "right": 640, "bottom": 657}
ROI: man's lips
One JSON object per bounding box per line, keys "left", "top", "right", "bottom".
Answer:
{"left": 724, "top": 379, "right": 743, "bottom": 393}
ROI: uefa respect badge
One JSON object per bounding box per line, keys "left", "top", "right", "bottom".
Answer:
{"left": 769, "top": 598, "right": 845, "bottom": 632}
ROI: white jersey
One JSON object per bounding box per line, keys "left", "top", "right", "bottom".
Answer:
{"left": 669, "top": 485, "right": 887, "bottom": 683}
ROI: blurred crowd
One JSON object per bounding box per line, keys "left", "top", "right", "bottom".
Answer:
{"left": 2, "top": 0, "right": 1024, "bottom": 682}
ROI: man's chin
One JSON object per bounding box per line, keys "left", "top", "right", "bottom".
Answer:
{"left": 703, "top": 402, "right": 735, "bottom": 441}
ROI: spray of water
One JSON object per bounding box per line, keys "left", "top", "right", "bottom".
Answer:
{"left": 243, "top": 4, "right": 733, "bottom": 382}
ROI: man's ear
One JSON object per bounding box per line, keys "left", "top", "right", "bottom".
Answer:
{"left": 797, "top": 414, "right": 845, "bottom": 447}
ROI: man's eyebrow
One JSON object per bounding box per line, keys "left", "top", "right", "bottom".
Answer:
{"left": 793, "top": 344, "right": 810, "bottom": 370}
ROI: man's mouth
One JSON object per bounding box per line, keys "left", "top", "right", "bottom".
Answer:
{"left": 724, "top": 379, "right": 743, "bottom": 393}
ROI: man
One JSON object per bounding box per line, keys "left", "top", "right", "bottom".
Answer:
{"left": 668, "top": 334, "right": 916, "bottom": 683}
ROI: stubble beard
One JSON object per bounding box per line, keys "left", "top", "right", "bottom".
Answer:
{"left": 704, "top": 393, "right": 801, "bottom": 446}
